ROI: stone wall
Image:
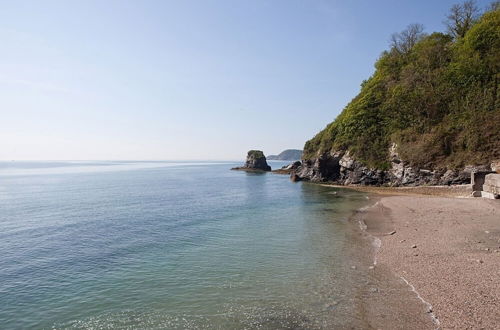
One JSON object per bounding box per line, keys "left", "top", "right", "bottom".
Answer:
{"left": 482, "top": 173, "right": 500, "bottom": 199}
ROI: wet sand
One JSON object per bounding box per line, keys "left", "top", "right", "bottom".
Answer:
{"left": 323, "top": 183, "right": 473, "bottom": 198}
{"left": 359, "top": 195, "right": 500, "bottom": 329}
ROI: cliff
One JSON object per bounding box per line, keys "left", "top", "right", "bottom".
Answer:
{"left": 267, "top": 149, "right": 303, "bottom": 160}
{"left": 294, "top": 7, "right": 500, "bottom": 186}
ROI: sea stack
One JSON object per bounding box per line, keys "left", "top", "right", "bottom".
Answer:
{"left": 232, "top": 150, "right": 271, "bottom": 171}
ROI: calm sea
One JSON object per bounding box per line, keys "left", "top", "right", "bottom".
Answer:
{"left": 0, "top": 161, "right": 382, "bottom": 329}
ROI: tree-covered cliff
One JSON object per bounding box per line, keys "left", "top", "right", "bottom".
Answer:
{"left": 303, "top": 2, "right": 499, "bottom": 172}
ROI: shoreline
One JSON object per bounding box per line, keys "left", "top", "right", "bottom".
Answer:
{"left": 322, "top": 183, "right": 473, "bottom": 198}
{"left": 352, "top": 191, "right": 500, "bottom": 329}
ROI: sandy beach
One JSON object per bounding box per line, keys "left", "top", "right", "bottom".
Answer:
{"left": 360, "top": 194, "right": 500, "bottom": 329}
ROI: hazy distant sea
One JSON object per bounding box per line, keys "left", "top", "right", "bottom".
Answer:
{"left": 0, "top": 160, "right": 377, "bottom": 329}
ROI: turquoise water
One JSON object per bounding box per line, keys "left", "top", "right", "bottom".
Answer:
{"left": 0, "top": 161, "right": 373, "bottom": 329}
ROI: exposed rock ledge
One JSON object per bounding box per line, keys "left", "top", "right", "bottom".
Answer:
{"left": 291, "top": 143, "right": 492, "bottom": 186}
{"left": 271, "top": 161, "right": 302, "bottom": 174}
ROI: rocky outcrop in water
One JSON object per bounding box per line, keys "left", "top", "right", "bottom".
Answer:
{"left": 232, "top": 150, "right": 271, "bottom": 172}
{"left": 291, "top": 144, "right": 492, "bottom": 186}
{"left": 272, "top": 161, "right": 302, "bottom": 174}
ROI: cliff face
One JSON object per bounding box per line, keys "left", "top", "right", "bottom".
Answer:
{"left": 292, "top": 144, "right": 490, "bottom": 186}
{"left": 295, "top": 8, "right": 500, "bottom": 186}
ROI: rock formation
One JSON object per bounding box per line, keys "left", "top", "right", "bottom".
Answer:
{"left": 232, "top": 150, "right": 271, "bottom": 172}
{"left": 272, "top": 161, "right": 301, "bottom": 174}
{"left": 292, "top": 144, "right": 492, "bottom": 186}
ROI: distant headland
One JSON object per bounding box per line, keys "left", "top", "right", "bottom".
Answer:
{"left": 267, "top": 149, "right": 302, "bottom": 161}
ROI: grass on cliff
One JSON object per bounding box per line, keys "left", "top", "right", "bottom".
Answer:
{"left": 304, "top": 4, "right": 500, "bottom": 170}
{"left": 247, "top": 150, "right": 266, "bottom": 159}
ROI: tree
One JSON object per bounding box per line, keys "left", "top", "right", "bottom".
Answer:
{"left": 488, "top": 1, "right": 500, "bottom": 11}
{"left": 445, "top": 0, "right": 480, "bottom": 38}
{"left": 390, "top": 23, "right": 425, "bottom": 54}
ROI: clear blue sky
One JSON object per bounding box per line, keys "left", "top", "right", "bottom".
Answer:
{"left": 0, "top": 0, "right": 493, "bottom": 160}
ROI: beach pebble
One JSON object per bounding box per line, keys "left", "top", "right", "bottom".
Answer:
{"left": 388, "top": 230, "right": 396, "bottom": 235}
{"left": 476, "top": 259, "right": 484, "bottom": 263}
{"left": 400, "top": 239, "right": 406, "bottom": 243}
{"left": 324, "top": 303, "right": 336, "bottom": 311}
{"left": 368, "top": 266, "right": 375, "bottom": 270}
{"left": 411, "top": 244, "right": 417, "bottom": 248}
{"left": 351, "top": 266, "right": 357, "bottom": 270}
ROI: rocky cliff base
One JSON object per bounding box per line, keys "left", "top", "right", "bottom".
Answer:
{"left": 292, "top": 145, "right": 493, "bottom": 186}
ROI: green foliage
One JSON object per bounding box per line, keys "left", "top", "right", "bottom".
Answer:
{"left": 247, "top": 150, "right": 266, "bottom": 159}
{"left": 304, "top": 7, "right": 500, "bottom": 170}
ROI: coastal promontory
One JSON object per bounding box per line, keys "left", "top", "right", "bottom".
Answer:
{"left": 293, "top": 7, "right": 500, "bottom": 187}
